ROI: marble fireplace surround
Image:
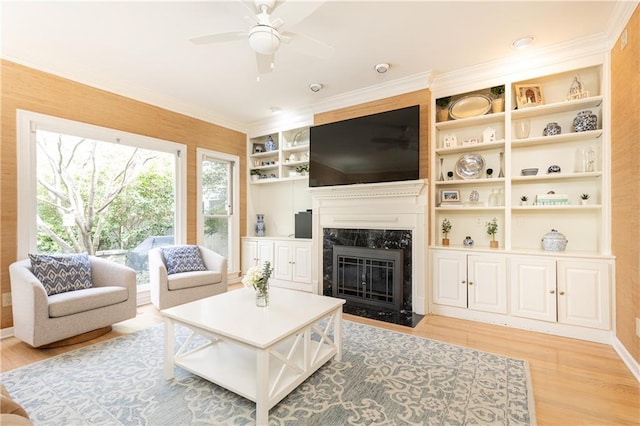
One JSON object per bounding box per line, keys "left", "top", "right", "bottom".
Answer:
{"left": 310, "top": 179, "right": 428, "bottom": 315}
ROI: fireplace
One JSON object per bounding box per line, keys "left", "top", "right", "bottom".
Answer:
{"left": 333, "top": 245, "right": 403, "bottom": 311}
{"left": 322, "top": 228, "right": 417, "bottom": 325}
{"left": 310, "top": 180, "right": 428, "bottom": 326}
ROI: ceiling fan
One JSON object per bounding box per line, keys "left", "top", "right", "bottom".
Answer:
{"left": 189, "top": 0, "right": 333, "bottom": 74}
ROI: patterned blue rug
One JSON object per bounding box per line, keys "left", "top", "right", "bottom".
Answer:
{"left": 1, "top": 321, "right": 536, "bottom": 425}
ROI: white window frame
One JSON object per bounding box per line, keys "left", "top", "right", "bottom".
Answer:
{"left": 16, "top": 110, "right": 187, "bottom": 294}
{"left": 196, "top": 148, "right": 240, "bottom": 279}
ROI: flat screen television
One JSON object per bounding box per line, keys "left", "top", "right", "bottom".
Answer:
{"left": 309, "top": 105, "right": 420, "bottom": 187}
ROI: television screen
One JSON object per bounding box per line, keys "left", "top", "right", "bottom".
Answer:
{"left": 309, "top": 105, "right": 420, "bottom": 187}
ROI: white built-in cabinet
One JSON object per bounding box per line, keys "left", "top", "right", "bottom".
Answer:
{"left": 242, "top": 237, "right": 312, "bottom": 292}
{"left": 510, "top": 256, "right": 611, "bottom": 330}
{"left": 432, "top": 250, "right": 507, "bottom": 314}
{"left": 273, "top": 240, "right": 313, "bottom": 289}
{"left": 429, "top": 60, "right": 614, "bottom": 343}
{"left": 241, "top": 237, "right": 273, "bottom": 273}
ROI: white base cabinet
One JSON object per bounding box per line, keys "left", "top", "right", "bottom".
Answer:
{"left": 432, "top": 250, "right": 507, "bottom": 314}
{"left": 510, "top": 257, "right": 611, "bottom": 330}
{"left": 241, "top": 238, "right": 274, "bottom": 273}
{"left": 273, "top": 239, "right": 312, "bottom": 291}
{"left": 431, "top": 248, "right": 613, "bottom": 343}
{"left": 242, "top": 237, "right": 312, "bottom": 292}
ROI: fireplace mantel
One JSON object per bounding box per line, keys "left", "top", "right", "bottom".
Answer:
{"left": 308, "top": 179, "right": 427, "bottom": 200}
{"left": 310, "top": 179, "right": 428, "bottom": 315}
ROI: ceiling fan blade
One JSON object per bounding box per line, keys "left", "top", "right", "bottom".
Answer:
{"left": 256, "top": 53, "right": 275, "bottom": 74}
{"left": 190, "top": 31, "right": 248, "bottom": 45}
{"left": 274, "top": 1, "right": 324, "bottom": 27}
{"left": 284, "top": 31, "right": 334, "bottom": 59}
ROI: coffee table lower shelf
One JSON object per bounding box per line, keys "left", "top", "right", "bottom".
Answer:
{"left": 171, "top": 334, "right": 336, "bottom": 406}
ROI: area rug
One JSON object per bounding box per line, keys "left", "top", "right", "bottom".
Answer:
{"left": 1, "top": 321, "right": 536, "bottom": 425}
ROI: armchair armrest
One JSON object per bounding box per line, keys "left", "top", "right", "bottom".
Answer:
{"left": 89, "top": 256, "right": 136, "bottom": 296}
{"left": 9, "top": 259, "right": 50, "bottom": 326}
{"left": 199, "top": 246, "right": 227, "bottom": 274}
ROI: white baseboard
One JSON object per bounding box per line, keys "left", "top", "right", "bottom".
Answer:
{"left": 612, "top": 336, "right": 640, "bottom": 383}
{"left": 1, "top": 327, "right": 14, "bottom": 339}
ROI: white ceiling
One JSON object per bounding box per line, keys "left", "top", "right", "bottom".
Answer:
{"left": 1, "top": 1, "right": 632, "bottom": 132}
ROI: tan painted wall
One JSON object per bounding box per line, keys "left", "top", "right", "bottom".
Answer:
{"left": 611, "top": 6, "right": 640, "bottom": 363}
{"left": 0, "top": 60, "right": 247, "bottom": 329}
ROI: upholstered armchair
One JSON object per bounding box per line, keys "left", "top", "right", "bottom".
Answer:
{"left": 9, "top": 255, "right": 137, "bottom": 348}
{"left": 148, "top": 245, "right": 227, "bottom": 310}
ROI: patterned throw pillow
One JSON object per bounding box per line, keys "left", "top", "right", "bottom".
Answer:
{"left": 162, "top": 245, "right": 207, "bottom": 275}
{"left": 28, "top": 253, "right": 93, "bottom": 296}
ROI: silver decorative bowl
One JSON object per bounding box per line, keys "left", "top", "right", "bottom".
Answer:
{"left": 521, "top": 168, "right": 538, "bottom": 176}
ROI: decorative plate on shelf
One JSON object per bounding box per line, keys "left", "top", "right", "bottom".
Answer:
{"left": 449, "top": 94, "right": 493, "bottom": 120}
{"left": 455, "top": 153, "right": 486, "bottom": 179}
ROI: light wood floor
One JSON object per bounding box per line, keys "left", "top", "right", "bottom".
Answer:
{"left": 1, "top": 292, "right": 638, "bottom": 425}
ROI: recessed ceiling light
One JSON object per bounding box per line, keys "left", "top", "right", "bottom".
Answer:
{"left": 512, "top": 36, "right": 535, "bottom": 50}
{"left": 309, "top": 83, "right": 323, "bottom": 92}
{"left": 375, "top": 63, "right": 390, "bottom": 73}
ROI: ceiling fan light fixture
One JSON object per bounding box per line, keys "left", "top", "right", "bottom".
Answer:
{"left": 375, "top": 63, "right": 390, "bottom": 73}
{"left": 249, "top": 25, "right": 281, "bottom": 54}
{"left": 512, "top": 36, "right": 535, "bottom": 50}
{"left": 309, "top": 83, "right": 323, "bottom": 92}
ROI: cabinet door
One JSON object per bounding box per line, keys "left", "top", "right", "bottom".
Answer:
{"left": 273, "top": 241, "right": 293, "bottom": 281}
{"left": 241, "top": 240, "right": 258, "bottom": 274}
{"left": 557, "top": 260, "right": 610, "bottom": 330}
{"left": 291, "top": 242, "right": 312, "bottom": 284}
{"left": 509, "top": 257, "right": 556, "bottom": 322}
{"left": 431, "top": 251, "right": 467, "bottom": 308}
{"left": 256, "top": 240, "right": 273, "bottom": 269}
{"left": 468, "top": 255, "right": 507, "bottom": 314}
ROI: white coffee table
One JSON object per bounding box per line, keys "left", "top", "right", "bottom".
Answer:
{"left": 161, "top": 287, "right": 345, "bottom": 425}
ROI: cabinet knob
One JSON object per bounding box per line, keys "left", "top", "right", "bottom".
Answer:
{"left": 550, "top": 290, "right": 555, "bottom": 294}
{"left": 462, "top": 280, "right": 466, "bottom": 284}
{"left": 468, "top": 281, "right": 474, "bottom": 285}
{"left": 559, "top": 291, "right": 565, "bottom": 296}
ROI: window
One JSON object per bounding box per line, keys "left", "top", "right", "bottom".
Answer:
{"left": 17, "top": 110, "right": 186, "bottom": 290}
{"left": 197, "top": 148, "right": 240, "bottom": 276}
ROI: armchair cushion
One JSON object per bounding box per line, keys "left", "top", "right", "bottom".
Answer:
{"left": 167, "top": 270, "right": 223, "bottom": 291}
{"left": 48, "top": 286, "right": 129, "bottom": 318}
{"left": 162, "top": 245, "right": 207, "bottom": 275}
{"left": 28, "top": 253, "right": 92, "bottom": 296}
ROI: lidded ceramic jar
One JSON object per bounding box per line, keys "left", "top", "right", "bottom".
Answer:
{"left": 543, "top": 122, "right": 562, "bottom": 136}
{"left": 573, "top": 110, "right": 598, "bottom": 132}
{"left": 541, "top": 229, "right": 568, "bottom": 251}
{"left": 463, "top": 236, "right": 474, "bottom": 247}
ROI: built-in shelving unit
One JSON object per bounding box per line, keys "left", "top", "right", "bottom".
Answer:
{"left": 249, "top": 126, "right": 310, "bottom": 184}
{"left": 429, "top": 62, "right": 613, "bottom": 343}
{"left": 431, "top": 64, "right": 607, "bottom": 254}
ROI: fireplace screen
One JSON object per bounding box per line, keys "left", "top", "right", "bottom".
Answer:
{"left": 332, "top": 246, "right": 403, "bottom": 311}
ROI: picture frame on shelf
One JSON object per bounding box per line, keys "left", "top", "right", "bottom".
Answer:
{"left": 440, "top": 189, "right": 460, "bottom": 206}
{"left": 515, "top": 84, "right": 544, "bottom": 109}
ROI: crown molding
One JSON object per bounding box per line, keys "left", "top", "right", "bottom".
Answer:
{"left": 606, "top": 1, "right": 639, "bottom": 48}
{"left": 310, "top": 71, "right": 433, "bottom": 116}
{"left": 430, "top": 33, "right": 611, "bottom": 96}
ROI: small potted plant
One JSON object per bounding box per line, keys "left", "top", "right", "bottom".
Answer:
{"left": 520, "top": 195, "right": 529, "bottom": 206}
{"left": 490, "top": 85, "right": 505, "bottom": 113}
{"left": 436, "top": 96, "right": 451, "bottom": 122}
{"left": 441, "top": 218, "right": 452, "bottom": 246}
{"left": 486, "top": 217, "right": 499, "bottom": 248}
{"left": 250, "top": 169, "right": 261, "bottom": 181}
{"left": 580, "top": 193, "right": 590, "bottom": 205}
{"left": 295, "top": 163, "right": 309, "bottom": 176}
